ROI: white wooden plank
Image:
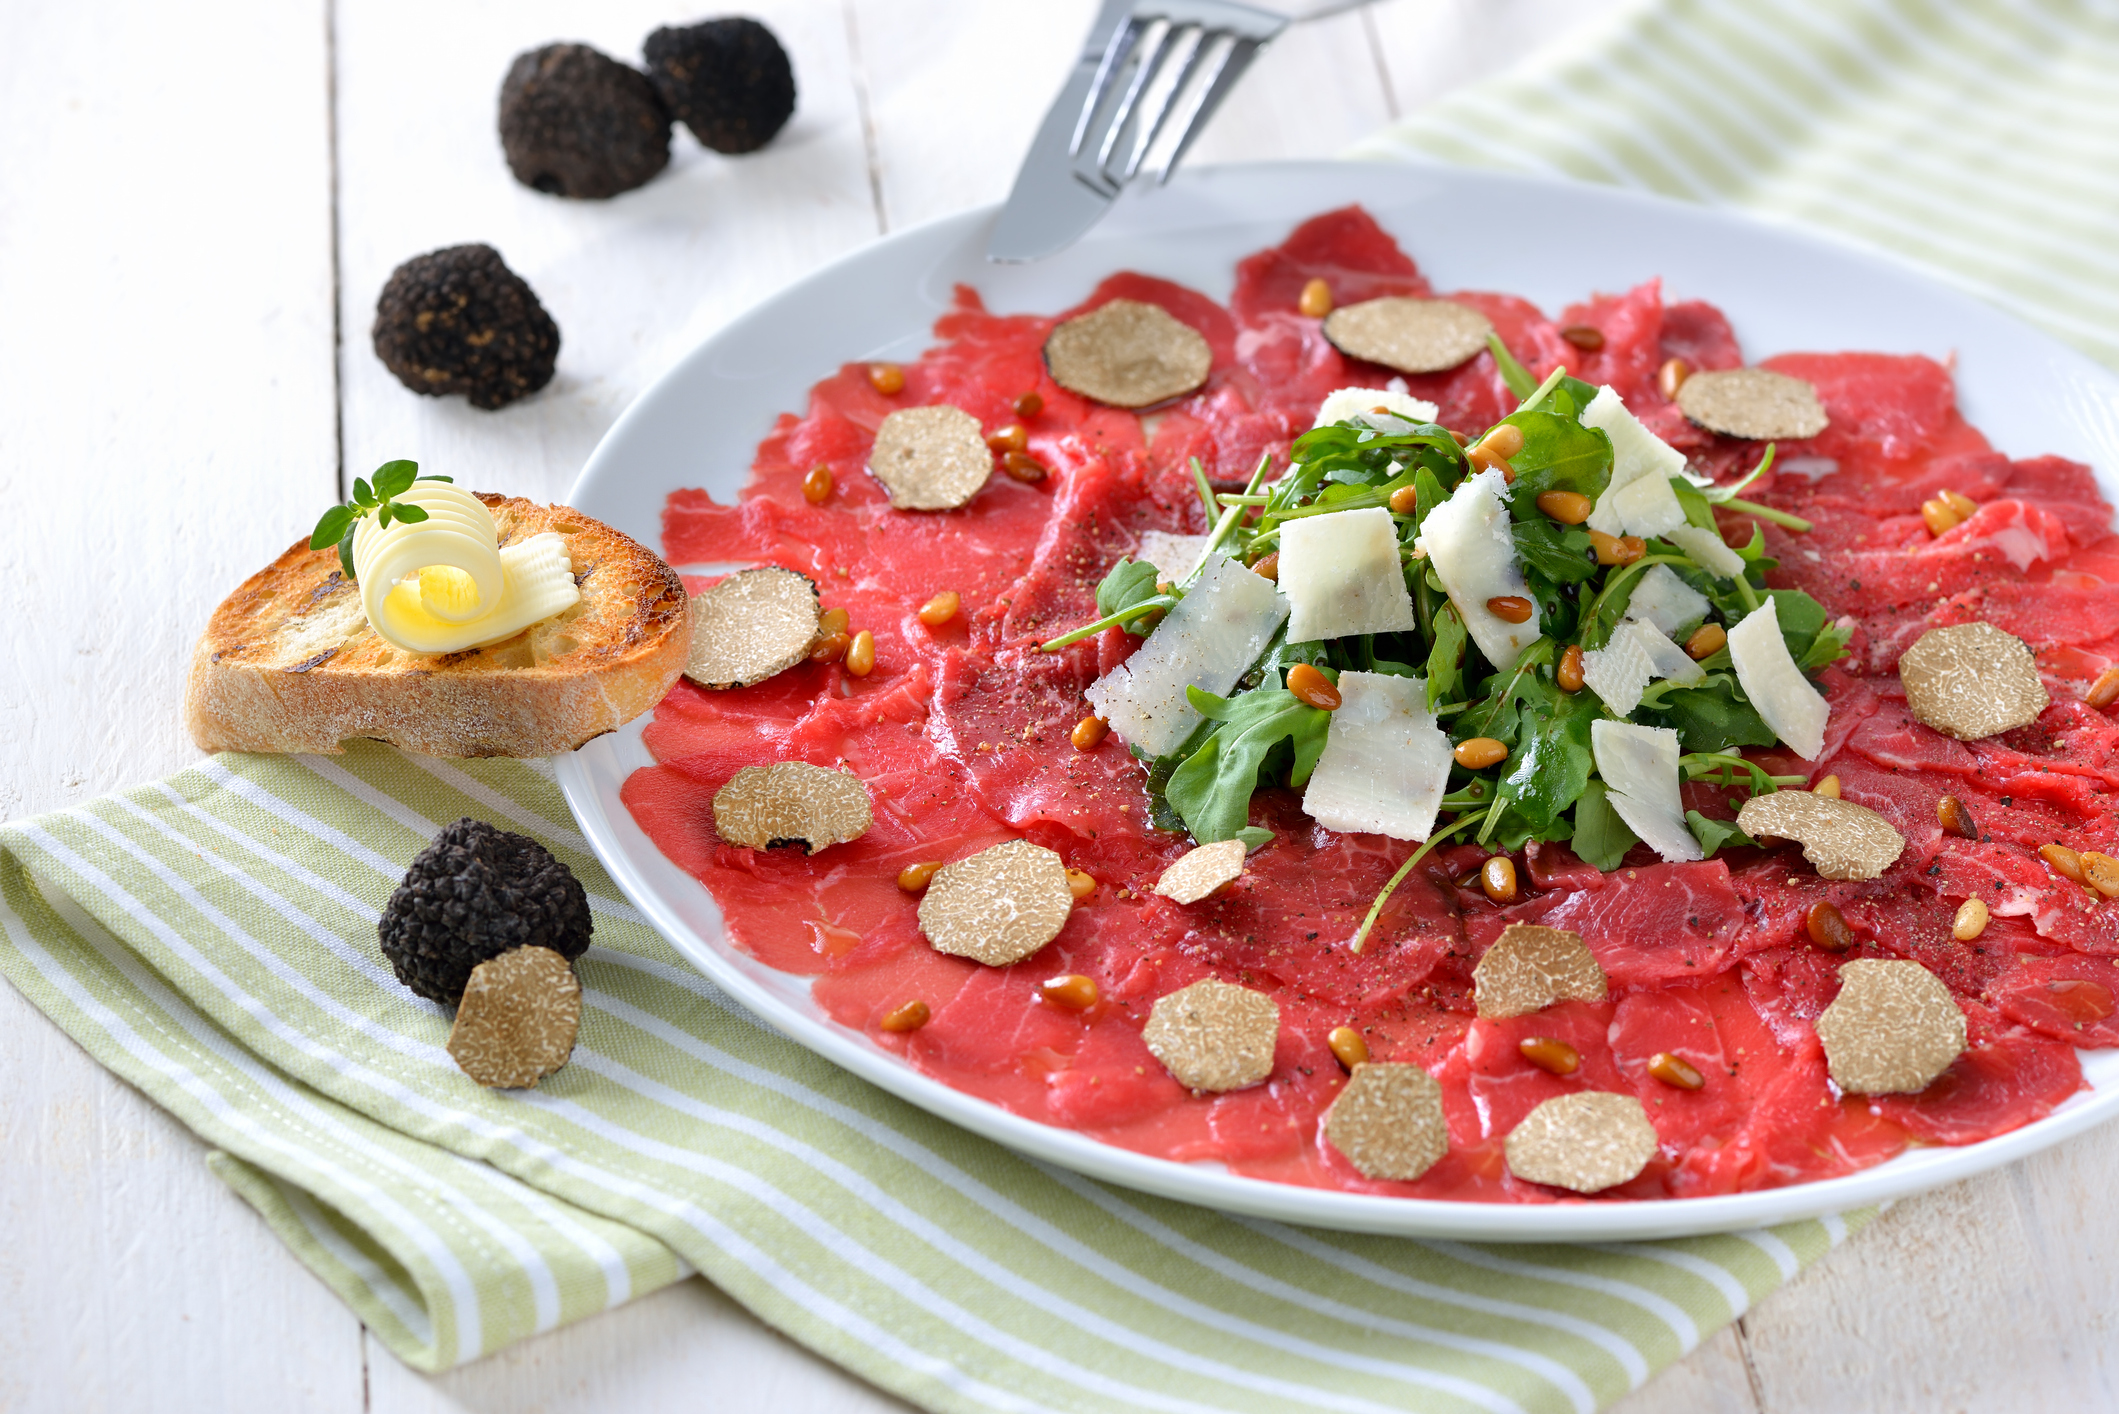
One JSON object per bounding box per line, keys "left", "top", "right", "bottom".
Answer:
{"left": 1609, "top": 1326, "right": 1760, "bottom": 1414}
{"left": 1365, "top": 0, "right": 1633, "bottom": 119}
{"left": 332, "top": 0, "right": 880, "bottom": 509}
{"left": 365, "top": 1277, "right": 911, "bottom": 1413}
{"left": 0, "top": 979, "right": 366, "bottom": 1414}
{"left": 1178, "top": 5, "right": 1397, "bottom": 167}
{"left": 0, "top": 0, "right": 357, "bottom": 1408}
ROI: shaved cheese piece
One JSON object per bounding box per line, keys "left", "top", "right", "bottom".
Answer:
{"left": 1413, "top": 468, "right": 1538, "bottom": 670}
{"left": 1313, "top": 386, "right": 1440, "bottom": 429}
{"left": 1582, "top": 385, "right": 1688, "bottom": 538}
{"left": 1728, "top": 598, "right": 1829, "bottom": 759}
{"left": 1608, "top": 469, "right": 1687, "bottom": 540}
{"left": 1084, "top": 555, "right": 1289, "bottom": 757}
{"left": 1581, "top": 624, "right": 1653, "bottom": 718}
{"left": 1301, "top": 671, "right": 1454, "bottom": 841}
{"left": 1581, "top": 620, "right": 1700, "bottom": 717}
{"left": 1136, "top": 530, "right": 1207, "bottom": 581}
{"left": 1280, "top": 508, "right": 1417, "bottom": 641}
{"left": 1630, "top": 618, "right": 1706, "bottom": 688}
{"left": 1664, "top": 523, "right": 1747, "bottom": 578}
{"left": 1623, "top": 564, "right": 1709, "bottom": 638}
{"left": 1591, "top": 720, "right": 1702, "bottom": 862}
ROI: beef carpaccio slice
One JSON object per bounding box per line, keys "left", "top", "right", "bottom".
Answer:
{"left": 627, "top": 206, "right": 2113, "bottom": 1204}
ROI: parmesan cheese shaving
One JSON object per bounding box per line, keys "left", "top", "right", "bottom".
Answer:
{"left": 1728, "top": 598, "right": 1829, "bottom": 759}
{"left": 1413, "top": 468, "right": 1538, "bottom": 671}
{"left": 1582, "top": 620, "right": 1700, "bottom": 717}
{"left": 1279, "top": 508, "right": 1417, "bottom": 641}
{"left": 1313, "top": 386, "right": 1440, "bottom": 429}
{"left": 1622, "top": 564, "right": 1709, "bottom": 638}
{"left": 1581, "top": 385, "right": 1689, "bottom": 539}
{"left": 1136, "top": 530, "right": 1208, "bottom": 581}
{"left": 1301, "top": 671, "right": 1454, "bottom": 841}
{"left": 1591, "top": 719, "right": 1702, "bottom": 863}
{"left": 1665, "top": 523, "right": 1747, "bottom": 579}
{"left": 1084, "top": 555, "right": 1289, "bottom": 758}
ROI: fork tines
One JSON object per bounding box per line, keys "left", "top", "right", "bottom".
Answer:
{"left": 1069, "top": 0, "right": 1287, "bottom": 196}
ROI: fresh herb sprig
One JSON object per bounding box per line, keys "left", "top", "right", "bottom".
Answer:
{"left": 309, "top": 459, "right": 454, "bottom": 580}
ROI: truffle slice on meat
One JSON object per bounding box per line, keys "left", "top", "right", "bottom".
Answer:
{"left": 1899, "top": 622, "right": 2050, "bottom": 741}
{"left": 1154, "top": 839, "right": 1246, "bottom": 905}
{"left": 1473, "top": 924, "right": 1607, "bottom": 1019}
{"left": 868, "top": 405, "right": 992, "bottom": 510}
{"left": 1675, "top": 368, "right": 1829, "bottom": 440}
{"left": 918, "top": 839, "right": 1074, "bottom": 967}
{"left": 1736, "top": 791, "right": 1904, "bottom": 881}
{"left": 712, "top": 762, "right": 873, "bottom": 854}
{"left": 372, "top": 244, "right": 560, "bottom": 411}
{"left": 447, "top": 945, "right": 582, "bottom": 1089}
{"left": 644, "top": 18, "right": 797, "bottom": 154}
{"left": 1814, "top": 959, "right": 1966, "bottom": 1094}
{"left": 498, "top": 43, "right": 671, "bottom": 199}
{"left": 1143, "top": 979, "right": 1279, "bottom": 1092}
{"left": 686, "top": 566, "right": 820, "bottom": 689}
{"left": 1044, "top": 299, "right": 1212, "bottom": 408}
{"left": 1321, "top": 298, "right": 1493, "bottom": 374}
{"left": 1504, "top": 1092, "right": 1660, "bottom": 1194}
{"left": 1324, "top": 1062, "right": 1448, "bottom": 1181}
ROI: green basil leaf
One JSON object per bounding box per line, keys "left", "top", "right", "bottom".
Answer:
{"left": 309, "top": 504, "right": 353, "bottom": 551}
{"left": 389, "top": 502, "right": 429, "bottom": 524}
{"left": 352, "top": 478, "right": 376, "bottom": 508}
{"left": 372, "top": 459, "right": 419, "bottom": 498}
{"left": 336, "top": 523, "right": 359, "bottom": 581}
{"left": 1571, "top": 779, "right": 1638, "bottom": 871}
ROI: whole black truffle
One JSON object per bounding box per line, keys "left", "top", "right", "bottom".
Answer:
{"left": 644, "top": 18, "right": 795, "bottom": 155}
{"left": 499, "top": 42, "right": 671, "bottom": 198}
{"left": 379, "top": 819, "right": 593, "bottom": 1005}
{"left": 372, "top": 244, "right": 560, "bottom": 411}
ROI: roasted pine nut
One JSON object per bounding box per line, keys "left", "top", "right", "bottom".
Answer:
{"left": 845, "top": 629, "right": 876, "bottom": 677}
{"left": 1941, "top": 489, "right": 1978, "bottom": 520}
{"left": 1590, "top": 529, "right": 1645, "bottom": 565}
{"left": 1805, "top": 900, "right": 1855, "bottom": 951}
{"left": 1952, "top": 897, "right": 1990, "bottom": 941}
{"left": 1486, "top": 595, "right": 1534, "bottom": 623}
{"left": 1813, "top": 774, "right": 1841, "bottom": 798}
{"left": 1658, "top": 357, "right": 1689, "bottom": 400}
{"left": 1519, "top": 1036, "right": 1579, "bottom": 1075}
{"left": 1041, "top": 974, "right": 1099, "bottom": 1010}
{"left": 1921, "top": 497, "right": 1962, "bottom": 537}
{"left": 1937, "top": 795, "right": 1978, "bottom": 840}
{"left": 868, "top": 362, "right": 906, "bottom": 395}
{"left": 1065, "top": 869, "right": 1097, "bottom": 900}
{"left": 1297, "top": 278, "right": 1333, "bottom": 317}
{"left": 1536, "top": 490, "right": 1592, "bottom": 524}
{"left": 1013, "top": 390, "right": 1044, "bottom": 419}
{"left": 1685, "top": 623, "right": 1727, "bottom": 659}
{"left": 1071, "top": 715, "right": 1109, "bottom": 750}
{"left": 917, "top": 591, "right": 960, "bottom": 626}
{"left": 1327, "top": 1026, "right": 1369, "bottom": 1069}
{"left": 1250, "top": 551, "right": 1280, "bottom": 581}
{"left": 2086, "top": 667, "right": 2119, "bottom": 709}
{"left": 2044, "top": 842, "right": 2089, "bottom": 885}
{"left": 985, "top": 423, "right": 1029, "bottom": 454}
{"left": 1481, "top": 856, "right": 1518, "bottom": 904}
{"left": 1557, "top": 644, "right": 1586, "bottom": 693}
{"left": 1560, "top": 325, "right": 1606, "bottom": 350}
{"left": 802, "top": 463, "right": 833, "bottom": 503}
{"left": 1287, "top": 663, "right": 1342, "bottom": 710}
{"left": 880, "top": 999, "right": 929, "bottom": 1032}
{"left": 1454, "top": 737, "right": 1508, "bottom": 770}
{"left": 1389, "top": 485, "right": 1419, "bottom": 514}
{"left": 1647, "top": 1052, "right": 1705, "bottom": 1090}
{"left": 1002, "top": 450, "right": 1047, "bottom": 483}
{"left": 897, "top": 861, "right": 943, "bottom": 892}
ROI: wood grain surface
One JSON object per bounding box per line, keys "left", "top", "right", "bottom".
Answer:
{"left": 2, "top": 2, "right": 2109, "bottom": 1411}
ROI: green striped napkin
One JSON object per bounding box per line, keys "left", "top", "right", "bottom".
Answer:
{"left": 1349, "top": 0, "right": 2119, "bottom": 371}
{"left": 0, "top": 744, "right": 1864, "bottom": 1412}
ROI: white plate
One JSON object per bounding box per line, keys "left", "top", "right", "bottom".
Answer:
{"left": 559, "top": 160, "right": 2119, "bottom": 1240}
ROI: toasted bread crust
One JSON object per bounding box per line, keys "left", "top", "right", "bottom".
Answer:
{"left": 185, "top": 495, "right": 689, "bottom": 757}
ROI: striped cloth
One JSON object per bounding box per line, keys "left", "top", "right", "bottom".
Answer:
{"left": 1349, "top": 0, "right": 2119, "bottom": 370}
{"left": 0, "top": 744, "right": 1865, "bottom": 1411}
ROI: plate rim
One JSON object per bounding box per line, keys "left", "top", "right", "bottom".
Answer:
{"left": 558, "top": 159, "right": 2119, "bottom": 1241}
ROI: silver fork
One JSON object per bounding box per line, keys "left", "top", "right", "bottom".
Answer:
{"left": 991, "top": 0, "right": 1353, "bottom": 262}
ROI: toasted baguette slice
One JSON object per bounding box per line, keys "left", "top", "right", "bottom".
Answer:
{"left": 186, "top": 494, "right": 690, "bottom": 758}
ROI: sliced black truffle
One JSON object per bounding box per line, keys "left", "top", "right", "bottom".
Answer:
{"left": 372, "top": 244, "right": 560, "bottom": 411}
{"left": 378, "top": 818, "right": 592, "bottom": 1004}
{"left": 643, "top": 18, "right": 795, "bottom": 154}
{"left": 498, "top": 42, "right": 671, "bottom": 198}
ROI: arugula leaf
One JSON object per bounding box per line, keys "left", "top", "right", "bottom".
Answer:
{"left": 1799, "top": 617, "right": 1854, "bottom": 672}
{"left": 1425, "top": 604, "right": 1467, "bottom": 711}
{"left": 1094, "top": 557, "right": 1167, "bottom": 636}
{"left": 1571, "top": 779, "right": 1639, "bottom": 871}
{"left": 1234, "top": 826, "right": 1273, "bottom": 851}
{"left": 1485, "top": 332, "right": 1538, "bottom": 400}
{"left": 1163, "top": 685, "right": 1332, "bottom": 843}
{"left": 1512, "top": 519, "right": 1597, "bottom": 585}
{"left": 1495, "top": 684, "right": 1596, "bottom": 839}
{"left": 1638, "top": 681, "right": 1777, "bottom": 753}
{"left": 1671, "top": 476, "right": 1720, "bottom": 533}
{"left": 1686, "top": 810, "right": 1754, "bottom": 858}
{"left": 1499, "top": 410, "right": 1613, "bottom": 516}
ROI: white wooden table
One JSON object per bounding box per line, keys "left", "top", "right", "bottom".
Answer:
{"left": 4, "top": 2, "right": 2112, "bottom": 1409}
